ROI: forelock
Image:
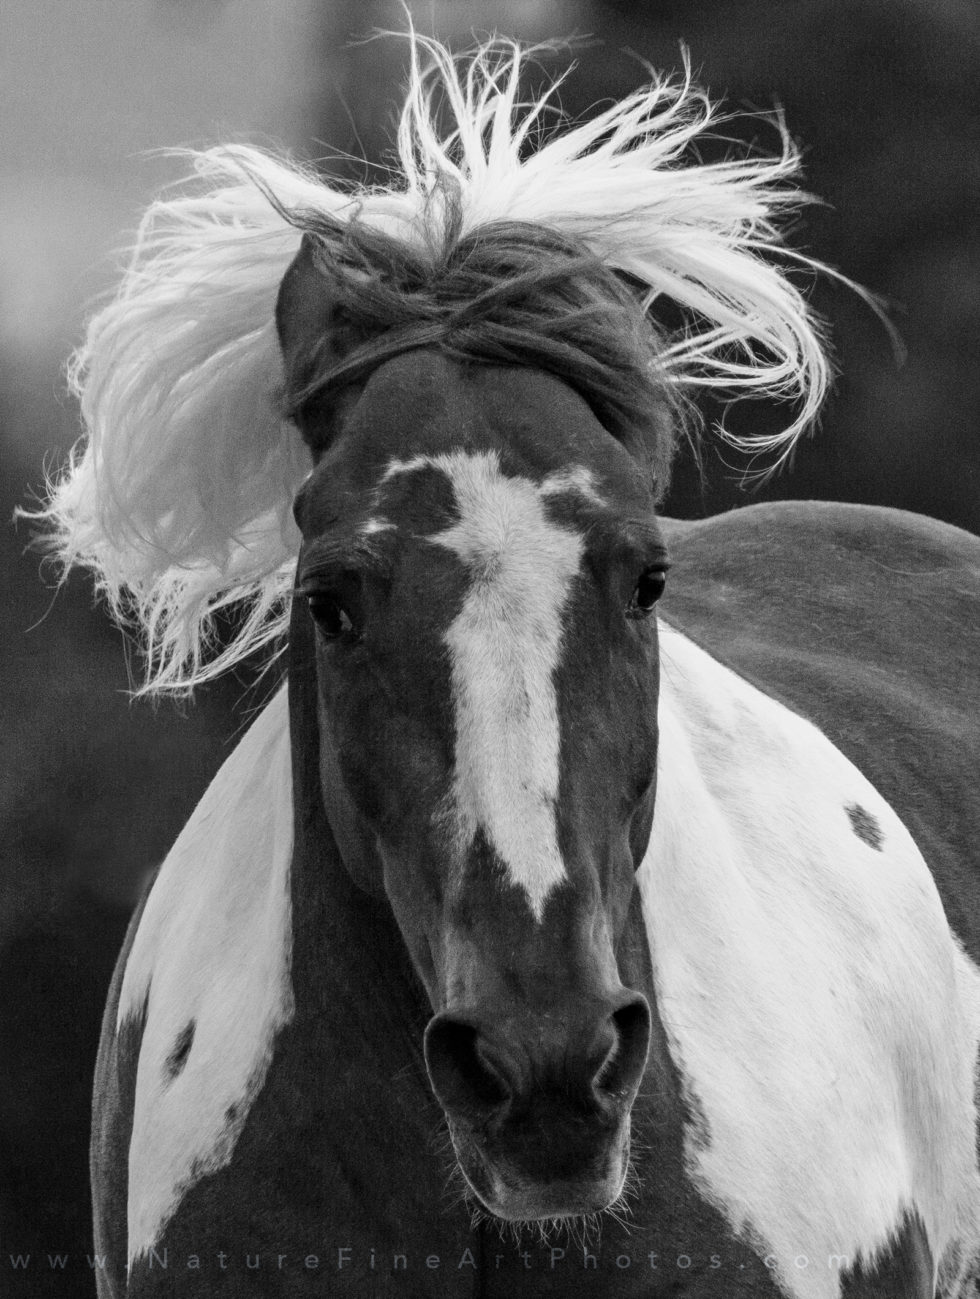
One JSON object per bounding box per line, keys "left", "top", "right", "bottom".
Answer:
{"left": 278, "top": 190, "right": 678, "bottom": 493}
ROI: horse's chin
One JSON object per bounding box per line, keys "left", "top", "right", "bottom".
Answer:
{"left": 469, "top": 1177, "right": 628, "bottom": 1226}
{"left": 449, "top": 1120, "right": 632, "bottom": 1225}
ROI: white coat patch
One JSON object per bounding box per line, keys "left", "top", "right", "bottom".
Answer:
{"left": 118, "top": 686, "right": 294, "bottom": 1264}
{"left": 644, "top": 624, "right": 980, "bottom": 1299}
{"left": 384, "top": 450, "right": 594, "bottom": 919}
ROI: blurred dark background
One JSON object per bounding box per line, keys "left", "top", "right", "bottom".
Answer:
{"left": 2, "top": 0, "right": 977, "bottom": 1292}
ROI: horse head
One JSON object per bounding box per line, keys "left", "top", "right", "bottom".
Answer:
{"left": 276, "top": 218, "right": 675, "bottom": 1216}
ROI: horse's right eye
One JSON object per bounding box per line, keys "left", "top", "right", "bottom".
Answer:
{"left": 306, "top": 594, "right": 354, "bottom": 639}
{"left": 627, "top": 566, "right": 667, "bottom": 618}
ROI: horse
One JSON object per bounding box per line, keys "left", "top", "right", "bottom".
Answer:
{"left": 38, "top": 35, "right": 980, "bottom": 1299}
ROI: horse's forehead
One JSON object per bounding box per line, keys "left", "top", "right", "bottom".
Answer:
{"left": 333, "top": 351, "right": 642, "bottom": 493}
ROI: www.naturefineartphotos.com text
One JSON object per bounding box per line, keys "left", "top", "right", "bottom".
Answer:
{"left": 3, "top": 1243, "right": 873, "bottom": 1278}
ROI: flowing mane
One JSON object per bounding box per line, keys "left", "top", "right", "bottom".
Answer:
{"left": 39, "top": 35, "right": 832, "bottom": 694}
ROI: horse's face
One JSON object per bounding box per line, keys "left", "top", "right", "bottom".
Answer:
{"left": 292, "top": 350, "right": 665, "bottom": 1223}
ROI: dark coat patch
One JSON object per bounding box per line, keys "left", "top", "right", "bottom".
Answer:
{"left": 839, "top": 1210, "right": 933, "bottom": 1297}
{"left": 164, "top": 1020, "right": 196, "bottom": 1080}
{"left": 845, "top": 804, "right": 884, "bottom": 851}
{"left": 91, "top": 874, "right": 157, "bottom": 1299}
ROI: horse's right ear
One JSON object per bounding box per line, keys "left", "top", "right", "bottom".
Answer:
{"left": 275, "top": 232, "right": 335, "bottom": 409}
{"left": 275, "top": 232, "right": 374, "bottom": 447}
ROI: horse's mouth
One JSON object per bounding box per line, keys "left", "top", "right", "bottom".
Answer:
{"left": 448, "top": 1118, "right": 632, "bottom": 1224}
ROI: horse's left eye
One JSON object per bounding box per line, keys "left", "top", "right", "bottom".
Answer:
{"left": 627, "top": 567, "right": 667, "bottom": 617}
{"left": 306, "top": 593, "right": 355, "bottom": 639}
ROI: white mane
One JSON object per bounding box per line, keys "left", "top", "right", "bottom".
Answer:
{"left": 41, "top": 34, "right": 834, "bottom": 694}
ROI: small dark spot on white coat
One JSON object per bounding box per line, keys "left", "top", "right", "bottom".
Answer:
{"left": 845, "top": 803, "right": 884, "bottom": 852}
{"left": 164, "top": 1020, "right": 196, "bottom": 1081}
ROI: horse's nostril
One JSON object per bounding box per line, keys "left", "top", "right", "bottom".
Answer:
{"left": 426, "top": 996, "right": 651, "bottom": 1124}
{"left": 593, "top": 995, "right": 651, "bottom": 1100}
{"left": 424, "top": 1017, "right": 510, "bottom": 1119}
{"left": 592, "top": 1029, "right": 621, "bottom": 1091}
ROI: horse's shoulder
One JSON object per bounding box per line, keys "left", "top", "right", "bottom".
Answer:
{"left": 659, "top": 498, "right": 980, "bottom": 976}
{"left": 100, "top": 685, "right": 295, "bottom": 1270}
{"left": 649, "top": 625, "right": 980, "bottom": 1293}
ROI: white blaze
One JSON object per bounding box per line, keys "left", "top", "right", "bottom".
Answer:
{"left": 388, "top": 451, "right": 590, "bottom": 920}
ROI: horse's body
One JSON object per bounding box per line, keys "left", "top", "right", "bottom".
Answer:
{"left": 39, "top": 35, "right": 980, "bottom": 1299}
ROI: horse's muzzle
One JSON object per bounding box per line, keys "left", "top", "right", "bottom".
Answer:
{"left": 424, "top": 991, "right": 650, "bottom": 1220}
